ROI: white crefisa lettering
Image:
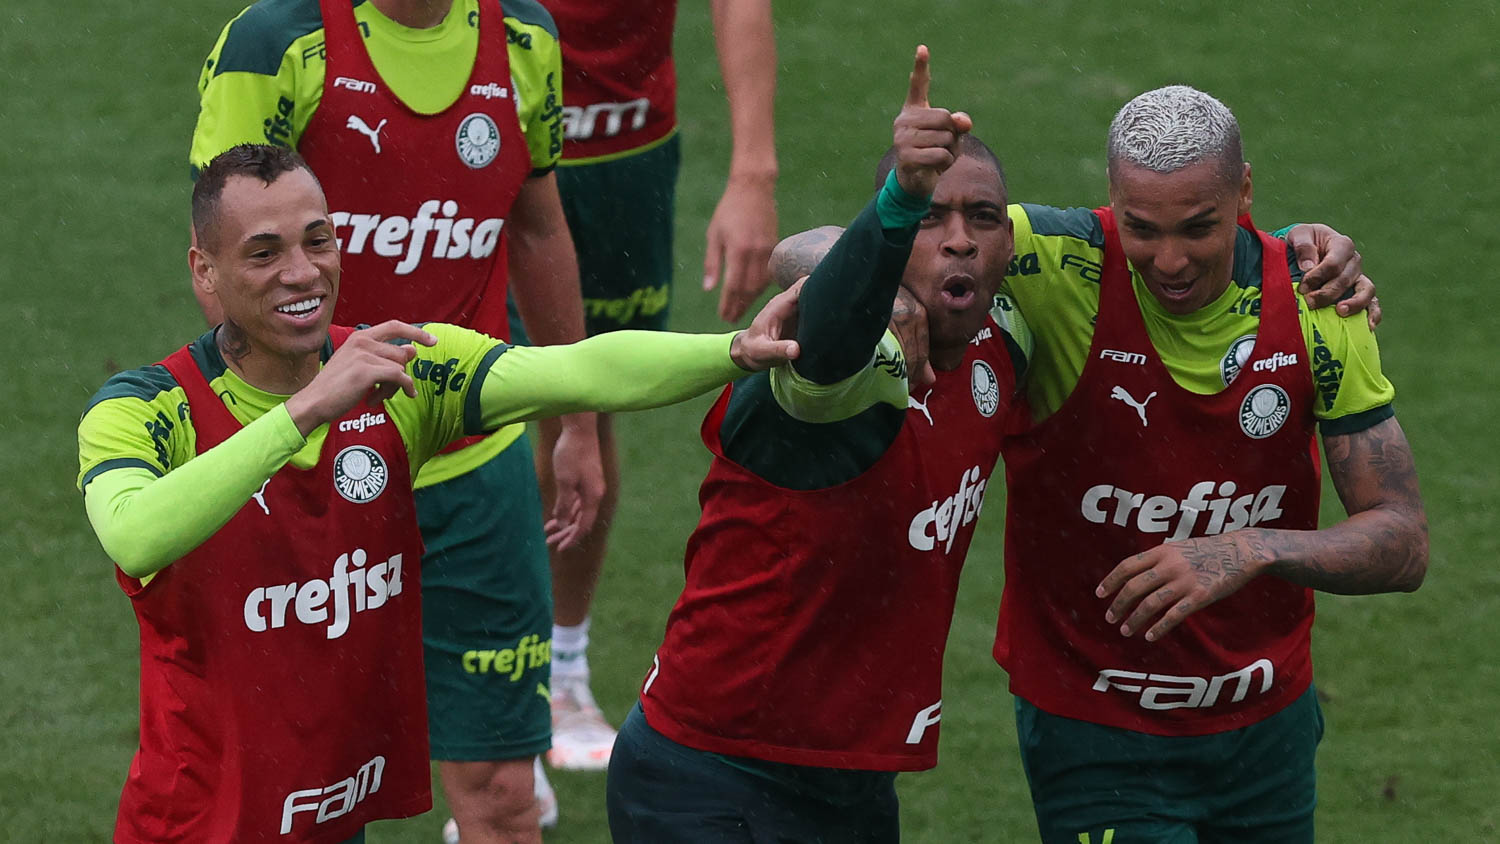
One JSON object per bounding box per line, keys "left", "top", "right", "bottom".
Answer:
{"left": 1092, "top": 659, "right": 1274, "bottom": 711}
{"left": 908, "top": 466, "right": 989, "bottom": 553}
{"left": 1079, "top": 480, "right": 1286, "bottom": 539}
{"left": 1252, "top": 351, "right": 1299, "bottom": 373}
{"left": 337, "top": 411, "right": 387, "bottom": 433}
{"left": 280, "top": 755, "right": 386, "bottom": 834}
{"left": 468, "top": 82, "right": 509, "bottom": 100}
{"left": 331, "top": 202, "right": 504, "bottom": 276}
{"left": 242, "top": 549, "right": 404, "bottom": 639}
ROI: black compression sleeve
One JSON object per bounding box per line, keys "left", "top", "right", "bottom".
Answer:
{"left": 792, "top": 198, "right": 919, "bottom": 385}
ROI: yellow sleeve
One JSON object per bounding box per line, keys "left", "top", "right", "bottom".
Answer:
{"left": 474, "top": 331, "right": 744, "bottom": 429}
{"left": 770, "top": 331, "right": 911, "bottom": 424}
{"left": 506, "top": 10, "right": 563, "bottom": 171}
{"left": 1302, "top": 307, "right": 1396, "bottom": 429}
{"left": 80, "top": 403, "right": 306, "bottom": 577}
{"left": 189, "top": 7, "right": 320, "bottom": 172}
{"left": 380, "top": 322, "right": 509, "bottom": 471}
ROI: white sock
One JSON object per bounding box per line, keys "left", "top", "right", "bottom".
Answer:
{"left": 552, "top": 618, "right": 590, "bottom": 682}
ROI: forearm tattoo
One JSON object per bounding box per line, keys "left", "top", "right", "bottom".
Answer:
{"left": 768, "top": 226, "right": 843, "bottom": 290}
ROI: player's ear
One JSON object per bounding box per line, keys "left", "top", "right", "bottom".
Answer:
{"left": 189, "top": 246, "right": 216, "bottom": 296}
{"left": 1237, "top": 162, "right": 1253, "bottom": 217}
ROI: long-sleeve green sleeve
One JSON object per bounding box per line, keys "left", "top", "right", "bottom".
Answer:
{"left": 470, "top": 330, "right": 742, "bottom": 432}
{"left": 82, "top": 406, "right": 306, "bottom": 579}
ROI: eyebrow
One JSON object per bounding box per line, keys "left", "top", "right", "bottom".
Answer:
{"left": 930, "top": 200, "right": 1005, "bottom": 212}
{"left": 1122, "top": 207, "right": 1219, "bottom": 228}
{"left": 244, "top": 219, "right": 331, "bottom": 243}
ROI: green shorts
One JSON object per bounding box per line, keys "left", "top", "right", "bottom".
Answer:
{"left": 607, "top": 704, "right": 900, "bottom": 844}
{"left": 1015, "top": 685, "right": 1325, "bottom": 844}
{"left": 556, "top": 135, "right": 681, "bottom": 337}
{"left": 414, "top": 434, "right": 553, "bottom": 761}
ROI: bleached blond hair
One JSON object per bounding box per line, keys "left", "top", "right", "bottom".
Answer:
{"left": 1107, "top": 85, "right": 1244, "bottom": 186}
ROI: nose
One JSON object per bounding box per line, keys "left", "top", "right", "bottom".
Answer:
{"left": 941, "top": 216, "right": 977, "bottom": 258}
{"left": 282, "top": 247, "right": 322, "bottom": 287}
{"left": 1153, "top": 238, "right": 1190, "bottom": 278}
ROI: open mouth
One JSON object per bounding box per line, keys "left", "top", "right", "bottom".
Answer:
{"left": 1155, "top": 277, "right": 1197, "bottom": 303}
{"left": 939, "top": 274, "right": 977, "bottom": 309}
{"left": 274, "top": 296, "right": 325, "bottom": 321}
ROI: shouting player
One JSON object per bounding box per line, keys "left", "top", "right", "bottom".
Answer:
{"left": 991, "top": 85, "right": 1428, "bottom": 842}
{"left": 606, "top": 47, "right": 1027, "bottom": 842}
{"left": 190, "top": 0, "right": 593, "bottom": 836}
{"left": 538, "top": 0, "right": 779, "bottom": 770}
{"left": 77, "top": 144, "right": 800, "bottom": 844}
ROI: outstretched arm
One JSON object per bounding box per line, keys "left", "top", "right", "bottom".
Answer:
{"left": 473, "top": 291, "right": 801, "bottom": 430}
{"left": 1097, "top": 416, "right": 1427, "bottom": 641}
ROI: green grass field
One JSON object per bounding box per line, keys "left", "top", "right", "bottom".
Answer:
{"left": 2, "top": 0, "right": 1496, "bottom": 839}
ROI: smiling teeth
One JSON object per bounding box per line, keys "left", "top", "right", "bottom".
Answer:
{"left": 277, "top": 297, "right": 322, "bottom": 315}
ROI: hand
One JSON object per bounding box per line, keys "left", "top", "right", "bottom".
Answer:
{"left": 730, "top": 279, "right": 803, "bottom": 370}
{"left": 704, "top": 173, "right": 778, "bottom": 323}
{"left": 284, "top": 321, "right": 437, "bottom": 437}
{"left": 1095, "top": 532, "right": 1272, "bottom": 642}
{"left": 542, "top": 418, "right": 606, "bottom": 552}
{"left": 1286, "top": 223, "right": 1381, "bottom": 329}
{"left": 891, "top": 285, "right": 934, "bottom": 388}
{"left": 892, "top": 45, "right": 973, "bottom": 198}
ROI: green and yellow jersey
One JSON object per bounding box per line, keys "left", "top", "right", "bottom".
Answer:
{"left": 189, "top": 0, "right": 562, "bottom": 175}
{"left": 1001, "top": 204, "right": 1394, "bottom": 435}
{"left": 78, "top": 323, "right": 747, "bottom": 579}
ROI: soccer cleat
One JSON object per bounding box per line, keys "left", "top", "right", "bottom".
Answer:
{"left": 547, "top": 675, "right": 617, "bottom": 770}
{"left": 438, "top": 761, "right": 558, "bottom": 843}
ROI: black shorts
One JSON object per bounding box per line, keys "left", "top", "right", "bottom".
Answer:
{"left": 606, "top": 703, "right": 900, "bottom": 844}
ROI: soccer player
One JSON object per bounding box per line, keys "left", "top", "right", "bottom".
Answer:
{"left": 990, "top": 86, "right": 1428, "bottom": 842}
{"left": 189, "top": 0, "right": 594, "bottom": 835}
{"left": 538, "top": 0, "right": 779, "bottom": 769}
{"left": 605, "top": 47, "right": 1026, "bottom": 842}
{"left": 77, "top": 144, "right": 800, "bottom": 844}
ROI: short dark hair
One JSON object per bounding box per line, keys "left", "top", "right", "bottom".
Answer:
{"left": 874, "top": 134, "right": 1007, "bottom": 199}
{"left": 192, "top": 144, "right": 318, "bottom": 249}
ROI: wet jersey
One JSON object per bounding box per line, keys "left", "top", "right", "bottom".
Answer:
{"left": 642, "top": 322, "right": 1015, "bottom": 770}
{"left": 548, "top": 0, "right": 678, "bottom": 162}
{"left": 996, "top": 211, "right": 1321, "bottom": 736}
{"left": 114, "top": 327, "right": 429, "bottom": 843}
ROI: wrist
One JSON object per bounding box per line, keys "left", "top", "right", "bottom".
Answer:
{"left": 878, "top": 169, "right": 931, "bottom": 230}
{"left": 283, "top": 392, "right": 325, "bottom": 438}
{"left": 726, "top": 162, "right": 778, "bottom": 190}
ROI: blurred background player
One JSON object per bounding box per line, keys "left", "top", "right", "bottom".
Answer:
{"left": 77, "top": 143, "right": 800, "bottom": 844}
{"left": 991, "top": 86, "right": 1427, "bottom": 842}
{"left": 606, "top": 48, "right": 1028, "bottom": 842}
{"left": 536, "top": 0, "right": 780, "bottom": 769}
{"left": 189, "top": 1, "right": 599, "bottom": 839}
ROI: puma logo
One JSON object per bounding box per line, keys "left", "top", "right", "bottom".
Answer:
{"left": 1110, "top": 386, "right": 1157, "bottom": 428}
{"left": 251, "top": 479, "right": 271, "bottom": 515}
{"left": 908, "top": 388, "right": 935, "bottom": 426}
{"left": 346, "top": 115, "right": 387, "bottom": 153}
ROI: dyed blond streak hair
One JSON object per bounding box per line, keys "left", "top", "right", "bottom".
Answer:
{"left": 1106, "top": 85, "right": 1244, "bottom": 187}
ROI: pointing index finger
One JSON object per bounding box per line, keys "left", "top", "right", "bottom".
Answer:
{"left": 906, "top": 45, "right": 931, "bottom": 108}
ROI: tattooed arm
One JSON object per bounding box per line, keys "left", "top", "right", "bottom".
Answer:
{"left": 1096, "top": 416, "right": 1427, "bottom": 641}
{"left": 769, "top": 226, "right": 844, "bottom": 291}
{"left": 770, "top": 225, "right": 935, "bottom": 386}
